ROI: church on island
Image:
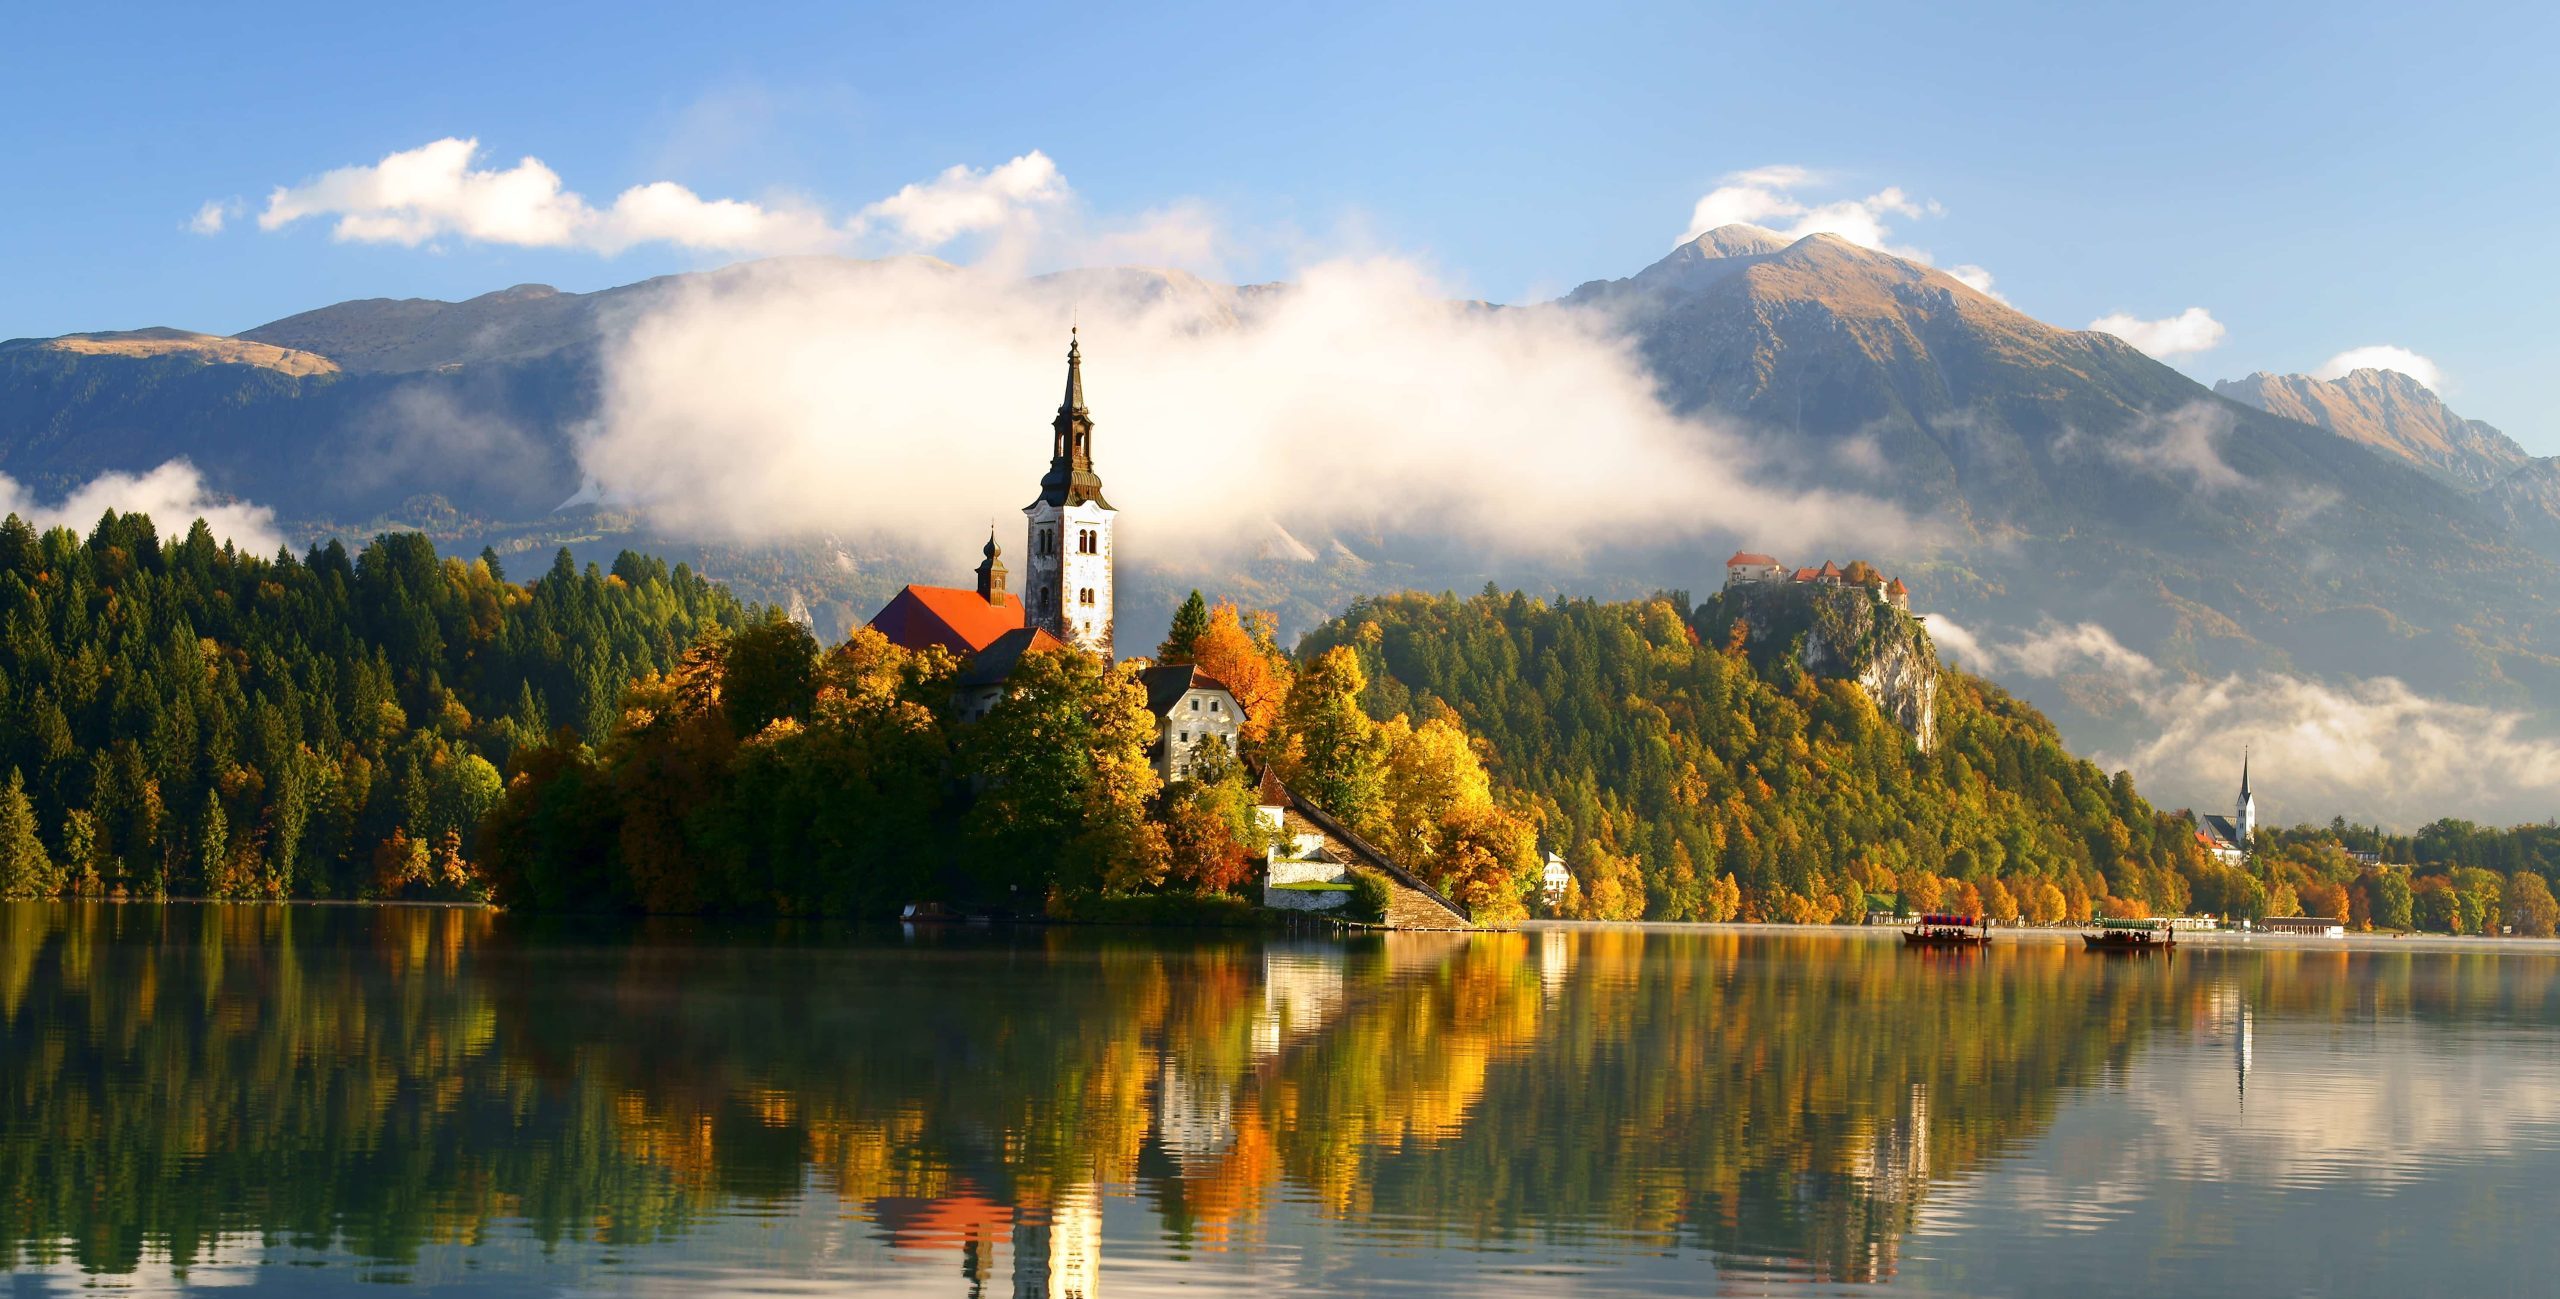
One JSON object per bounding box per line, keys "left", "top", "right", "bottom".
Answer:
{"left": 866, "top": 329, "right": 1236, "bottom": 774}
{"left": 861, "top": 332, "right": 1472, "bottom": 928}
{"left": 868, "top": 327, "right": 1118, "bottom": 661}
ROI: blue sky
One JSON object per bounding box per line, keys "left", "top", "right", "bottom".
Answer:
{"left": 6, "top": 0, "right": 2555, "bottom": 446}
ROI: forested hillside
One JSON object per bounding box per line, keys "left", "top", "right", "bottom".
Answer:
{"left": 1297, "top": 590, "right": 2216, "bottom": 922}
{"left": 0, "top": 512, "right": 740, "bottom": 900}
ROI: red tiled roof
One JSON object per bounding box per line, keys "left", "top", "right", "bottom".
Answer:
{"left": 867, "top": 584, "right": 1025, "bottom": 655}
{"left": 1886, "top": 578, "right": 1908, "bottom": 594}
{"left": 1817, "top": 560, "right": 1843, "bottom": 578}
{"left": 1726, "top": 551, "right": 1780, "bottom": 567}
{"left": 869, "top": 1188, "right": 1011, "bottom": 1252}
{"left": 1792, "top": 567, "right": 1819, "bottom": 581}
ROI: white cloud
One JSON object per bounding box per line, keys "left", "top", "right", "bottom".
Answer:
{"left": 0, "top": 461, "right": 282, "bottom": 553}
{"left": 2088, "top": 306, "right": 2226, "bottom": 359}
{"left": 1946, "top": 264, "right": 2005, "bottom": 302}
{"left": 250, "top": 140, "right": 1196, "bottom": 273}
{"left": 1946, "top": 615, "right": 2560, "bottom": 826}
{"left": 2316, "top": 344, "right": 2443, "bottom": 393}
{"left": 188, "top": 198, "right": 240, "bottom": 235}
{"left": 257, "top": 136, "right": 839, "bottom": 256}
{"left": 850, "top": 151, "right": 1070, "bottom": 247}
{"left": 577, "top": 234, "right": 1921, "bottom": 566}
{"left": 1681, "top": 165, "right": 1949, "bottom": 260}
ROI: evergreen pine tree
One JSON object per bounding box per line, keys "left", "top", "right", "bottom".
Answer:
{"left": 195, "top": 787, "right": 229, "bottom": 890}
{"left": 0, "top": 768, "right": 58, "bottom": 900}
{"left": 1160, "top": 590, "right": 1211, "bottom": 662}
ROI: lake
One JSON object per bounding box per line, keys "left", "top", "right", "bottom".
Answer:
{"left": 5, "top": 904, "right": 2559, "bottom": 1296}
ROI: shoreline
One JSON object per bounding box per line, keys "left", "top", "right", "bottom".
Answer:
{"left": 1516, "top": 918, "right": 2560, "bottom": 953}
{"left": 18, "top": 899, "right": 2560, "bottom": 953}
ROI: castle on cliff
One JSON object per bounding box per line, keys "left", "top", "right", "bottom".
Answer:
{"left": 1725, "top": 551, "right": 1909, "bottom": 610}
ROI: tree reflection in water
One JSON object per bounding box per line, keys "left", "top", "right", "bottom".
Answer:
{"left": 11, "top": 903, "right": 2544, "bottom": 1293}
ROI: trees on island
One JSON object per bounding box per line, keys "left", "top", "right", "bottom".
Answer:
{"left": 15, "top": 512, "right": 2560, "bottom": 931}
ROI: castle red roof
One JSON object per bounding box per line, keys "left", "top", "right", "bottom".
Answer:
{"left": 1792, "top": 567, "right": 1819, "bottom": 581}
{"left": 1726, "top": 551, "right": 1780, "bottom": 567}
{"left": 1817, "top": 560, "right": 1843, "bottom": 578}
{"left": 867, "top": 584, "right": 1026, "bottom": 655}
{"left": 1886, "top": 578, "right": 1908, "bottom": 594}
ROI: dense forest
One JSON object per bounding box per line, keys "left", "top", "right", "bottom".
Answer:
{"left": 1296, "top": 589, "right": 2215, "bottom": 923}
{"left": 7, "top": 508, "right": 2559, "bottom": 932}
{"left": 0, "top": 512, "right": 740, "bottom": 901}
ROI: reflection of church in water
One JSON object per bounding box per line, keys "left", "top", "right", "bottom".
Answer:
{"left": 868, "top": 944, "right": 1355, "bottom": 1298}
{"left": 868, "top": 1180, "right": 1102, "bottom": 1299}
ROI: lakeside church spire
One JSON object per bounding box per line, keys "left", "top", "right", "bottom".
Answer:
{"left": 1023, "top": 326, "right": 1117, "bottom": 656}
{"left": 2235, "top": 746, "right": 2257, "bottom": 846}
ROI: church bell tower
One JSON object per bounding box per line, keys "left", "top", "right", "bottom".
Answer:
{"left": 1022, "top": 328, "right": 1116, "bottom": 657}
{"left": 2235, "top": 747, "right": 2257, "bottom": 847}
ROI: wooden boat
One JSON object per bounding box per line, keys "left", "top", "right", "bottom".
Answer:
{"left": 2082, "top": 917, "right": 2175, "bottom": 953}
{"left": 1902, "top": 913, "right": 1992, "bottom": 948}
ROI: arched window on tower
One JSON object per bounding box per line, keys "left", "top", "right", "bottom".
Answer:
{"left": 1078, "top": 587, "right": 1095, "bottom": 606}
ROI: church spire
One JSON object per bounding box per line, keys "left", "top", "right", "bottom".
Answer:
{"left": 1062, "top": 325, "right": 1086, "bottom": 416}
{"left": 2240, "top": 746, "right": 2251, "bottom": 799}
{"left": 1033, "top": 327, "right": 1110, "bottom": 509}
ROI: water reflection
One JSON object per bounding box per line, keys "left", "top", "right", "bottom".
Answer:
{"left": 5, "top": 905, "right": 2560, "bottom": 1295}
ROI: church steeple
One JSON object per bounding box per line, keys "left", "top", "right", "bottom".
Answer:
{"left": 1035, "top": 328, "right": 1110, "bottom": 509}
{"left": 2235, "top": 746, "right": 2257, "bottom": 846}
{"left": 1021, "top": 327, "right": 1119, "bottom": 658}
{"left": 974, "top": 527, "right": 1007, "bottom": 604}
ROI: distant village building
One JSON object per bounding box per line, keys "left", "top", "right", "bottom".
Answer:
{"left": 1138, "top": 664, "right": 1241, "bottom": 780}
{"left": 2254, "top": 915, "right": 2345, "bottom": 937}
{"left": 1540, "top": 851, "right": 1572, "bottom": 910}
{"left": 2191, "top": 750, "right": 2257, "bottom": 864}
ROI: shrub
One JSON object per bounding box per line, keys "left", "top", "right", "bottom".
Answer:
{"left": 1347, "top": 869, "right": 1392, "bottom": 925}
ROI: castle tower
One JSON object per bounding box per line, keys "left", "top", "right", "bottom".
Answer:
{"left": 1022, "top": 329, "right": 1117, "bottom": 657}
{"left": 2235, "top": 747, "right": 2256, "bottom": 846}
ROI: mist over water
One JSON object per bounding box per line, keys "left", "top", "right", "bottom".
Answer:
{"left": 6, "top": 904, "right": 2560, "bottom": 1296}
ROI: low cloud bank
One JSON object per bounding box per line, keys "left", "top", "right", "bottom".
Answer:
{"left": 579, "top": 225, "right": 1921, "bottom": 567}
{"left": 1930, "top": 614, "right": 2560, "bottom": 828}
{"left": 0, "top": 461, "right": 282, "bottom": 554}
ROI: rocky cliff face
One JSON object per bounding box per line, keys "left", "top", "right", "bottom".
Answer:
{"left": 1696, "top": 581, "right": 1938, "bottom": 751}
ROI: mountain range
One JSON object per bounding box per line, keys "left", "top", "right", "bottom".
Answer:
{"left": 6, "top": 227, "right": 2558, "bottom": 818}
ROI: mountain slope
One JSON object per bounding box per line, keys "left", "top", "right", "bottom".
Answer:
{"left": 2214, "top": 367, "right": 2528, "bottom": 489}
{"left": 8, "top": 235, "right": 2560, "bottom": 798}
{"left": 1563, "top": 229, "right": 2560, "bottom": 711}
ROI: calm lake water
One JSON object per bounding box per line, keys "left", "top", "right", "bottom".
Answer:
{"left": 6, "top": 904, "right": 2560, "bottom": 1297}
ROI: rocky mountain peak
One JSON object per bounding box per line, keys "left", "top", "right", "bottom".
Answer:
{"left": 2213, "top": 367, "right": 2525, "bottom": 489}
